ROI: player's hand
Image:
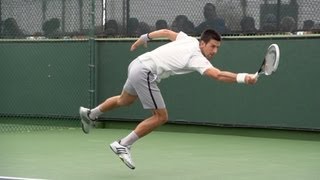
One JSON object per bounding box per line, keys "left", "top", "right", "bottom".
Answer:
{"left": 245, "top": 74, "right": 258, "bottom": 84}
{"left": 130, "top": 34, "right": 149, "bottom": 51}
{"left": 130, "top": 38, "right": 146, "bottom": 51}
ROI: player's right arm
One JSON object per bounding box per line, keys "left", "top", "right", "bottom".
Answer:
{"left": 130, "top": 29, "right": 178, "bottom": 51}
{"left": 204, "top": 67, "right": 257, "bottom": 84}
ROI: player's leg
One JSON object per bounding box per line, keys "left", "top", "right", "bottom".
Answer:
{"left": 119, "top": 67, "right": 168, "bottom": 143}
{"left": 110, "top": 67, "right": 167, "bottom": 169}
{"left": 80, "top": 59, "right": 140, "bottom": 134}
{"left": 115, "top": 108, "right": 168, "bottom": 149}
{"left": 133, "top": 108, "right": 168, "bottom": 138}
{"left": 110, "top": 108, "right": 168, "bottom": 170}
{"left": 95, "top": 90, "right": 138, "bottom": 115}
{"left": 80, "top": 90, "right": 138, "bottom": 134}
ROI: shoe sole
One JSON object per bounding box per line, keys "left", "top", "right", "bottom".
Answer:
{"left": 109, "top": 145, "right": 135, "bottom": 170}
{"left": 81, "top": 122, "right": 89, "bottom": 134}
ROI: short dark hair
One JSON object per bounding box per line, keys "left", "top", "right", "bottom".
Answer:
{"left": 200, "top": 29, "right": 221, "bottom": 43}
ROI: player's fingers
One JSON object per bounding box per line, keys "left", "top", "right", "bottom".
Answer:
{"left": 251, "top": 78, "right": 258, "bottom": 84}
{"left": 130, "top": 40, "right": 141, "bottom": 51}
{"left": 130, "top": 44, "right": 136, "bottom": 51}
{"left": 250, "top": 75, "right": 258, "bottom": 84}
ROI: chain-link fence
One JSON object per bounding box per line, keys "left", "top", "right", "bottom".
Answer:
{"left": 1, "top": 0, "right": 320, "bottom": 39}
{"left": 106, "top": 0, "right": 320, "bottom": 36}
{"left": 0, "top": 0, "right": 100, "bottom": 39}
{"left": 0, "top": 0, "right": 97, "bottom": 132}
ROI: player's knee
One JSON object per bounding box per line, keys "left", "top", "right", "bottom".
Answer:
{"left": 159, "top": 115, "right": 168, "bottom": 124}
{"left": 154, "top": 110, "right": 168, "bottom": 124}
{"left": 157, "top": 115, "right": 168, "bottom": 124}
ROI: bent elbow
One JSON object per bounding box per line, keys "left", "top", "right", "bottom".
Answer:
{"left": 205, "top": 68, "right": 221, "bottom": 80}
{"left": 161, "top": 29, "right": 177, "bottom": 41}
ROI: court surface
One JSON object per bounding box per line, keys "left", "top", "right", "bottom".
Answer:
{"left": 1, "top": 124, "right": 320, "bottom": 180}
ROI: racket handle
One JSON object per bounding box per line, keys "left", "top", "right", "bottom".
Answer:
{"left": 253, "top": 72, "right": 259, "bottom": 79}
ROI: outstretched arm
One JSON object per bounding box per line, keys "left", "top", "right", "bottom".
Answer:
{"left": 130, "top": 29, "right": 178, "bottom": 51}
{"left": 204, "top": 67, "right": 257, "bottom": 84}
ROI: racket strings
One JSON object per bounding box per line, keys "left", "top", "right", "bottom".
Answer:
{"left": 264, "top": 48, "right": 278, "bottom": 75}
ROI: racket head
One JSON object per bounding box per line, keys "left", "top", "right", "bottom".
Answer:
{"left": 263, "top": 44, "right": 280, "bottom": 75}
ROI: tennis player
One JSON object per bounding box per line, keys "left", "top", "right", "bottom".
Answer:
{"left": 80, "top": 29, "right": 257, "bottom": 169}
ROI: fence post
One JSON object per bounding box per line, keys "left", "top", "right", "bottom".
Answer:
{"left": 89, "top": 0, "right": 97, "bottom": 108}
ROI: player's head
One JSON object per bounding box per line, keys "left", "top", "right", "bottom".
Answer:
{"left": 200, "top": 29, "right": 221, "bottom": 43}
{"left": 199, "top": 29, "right": 221, "bottom": 60}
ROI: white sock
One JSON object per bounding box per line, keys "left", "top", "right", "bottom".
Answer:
{"left": 89, "top": 106, "right": 103, "bottom": 120}
{"left": 120, "top": 131, "right": 139, "bottom": 146}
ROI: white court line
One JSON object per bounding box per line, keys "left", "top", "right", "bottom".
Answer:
{"left": 0, "top": 176, "right": 47, "bottom": 180}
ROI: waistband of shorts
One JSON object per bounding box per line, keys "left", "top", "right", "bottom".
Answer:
{"left": 137, "top": 53, "right": 156, "bottom": 73}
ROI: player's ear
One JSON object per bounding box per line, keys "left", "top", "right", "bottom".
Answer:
{"left": 199, "top": 40, "right": 206, "bottom": 48}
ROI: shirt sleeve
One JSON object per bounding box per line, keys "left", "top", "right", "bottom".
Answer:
{"left": 176, "top": 31, "right": 189, "bottom": 41}
{"left": 188, "top": 55, "right": 213, "bottom": 75}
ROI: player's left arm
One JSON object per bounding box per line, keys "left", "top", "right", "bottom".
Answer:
{"left": 204, "top": 67, "right": 257, "bottom": 84}
{"left": 148, "top": 29, "right": 178, "bottom": 41}
{"left": 130, "top": 29, "right": 178, "bottom": 51}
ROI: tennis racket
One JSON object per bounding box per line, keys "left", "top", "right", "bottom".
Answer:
{"left": 253, "top": 44, "right": 280, "bottom": 79}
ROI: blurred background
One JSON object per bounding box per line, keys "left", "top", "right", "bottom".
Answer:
{"left": 0, "top": 0, "right": 319, "bottom": 39}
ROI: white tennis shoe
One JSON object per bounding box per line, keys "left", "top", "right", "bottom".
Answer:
{"left": 79, "top": 107, "right": 93, "bottom": 134}
{"left": 110, "top": 141, "right": 135, "bottom": 170}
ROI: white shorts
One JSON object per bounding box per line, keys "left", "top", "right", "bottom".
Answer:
{"left": 123, "top": 59, "right": 166, "bottom": 109}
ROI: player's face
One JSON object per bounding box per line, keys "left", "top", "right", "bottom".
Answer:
{"left": 200, "top": 39, "right": 220, "bottom": 60}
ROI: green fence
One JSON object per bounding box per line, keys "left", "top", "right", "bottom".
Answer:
{"left": 0, "top": 40, "right": 91, "bottom": 116}
{"left": 1, "top": 0, "right": 320, "bottom": 132}
{"left": 1, "top": 35, "right": 320, "bottom": 132}
{"left": 0, "top": 40, "right": 92, "bottom": 132}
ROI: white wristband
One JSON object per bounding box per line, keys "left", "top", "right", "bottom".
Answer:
{"left": 236, "top": 73, "right": 248, "bottom": 83}
{"left": 140, "top": 33, "right": 151, "bottom": 43}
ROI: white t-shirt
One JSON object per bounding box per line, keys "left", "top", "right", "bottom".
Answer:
{"left": 138, "top": 31, "right": 213, "bottom": 82}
